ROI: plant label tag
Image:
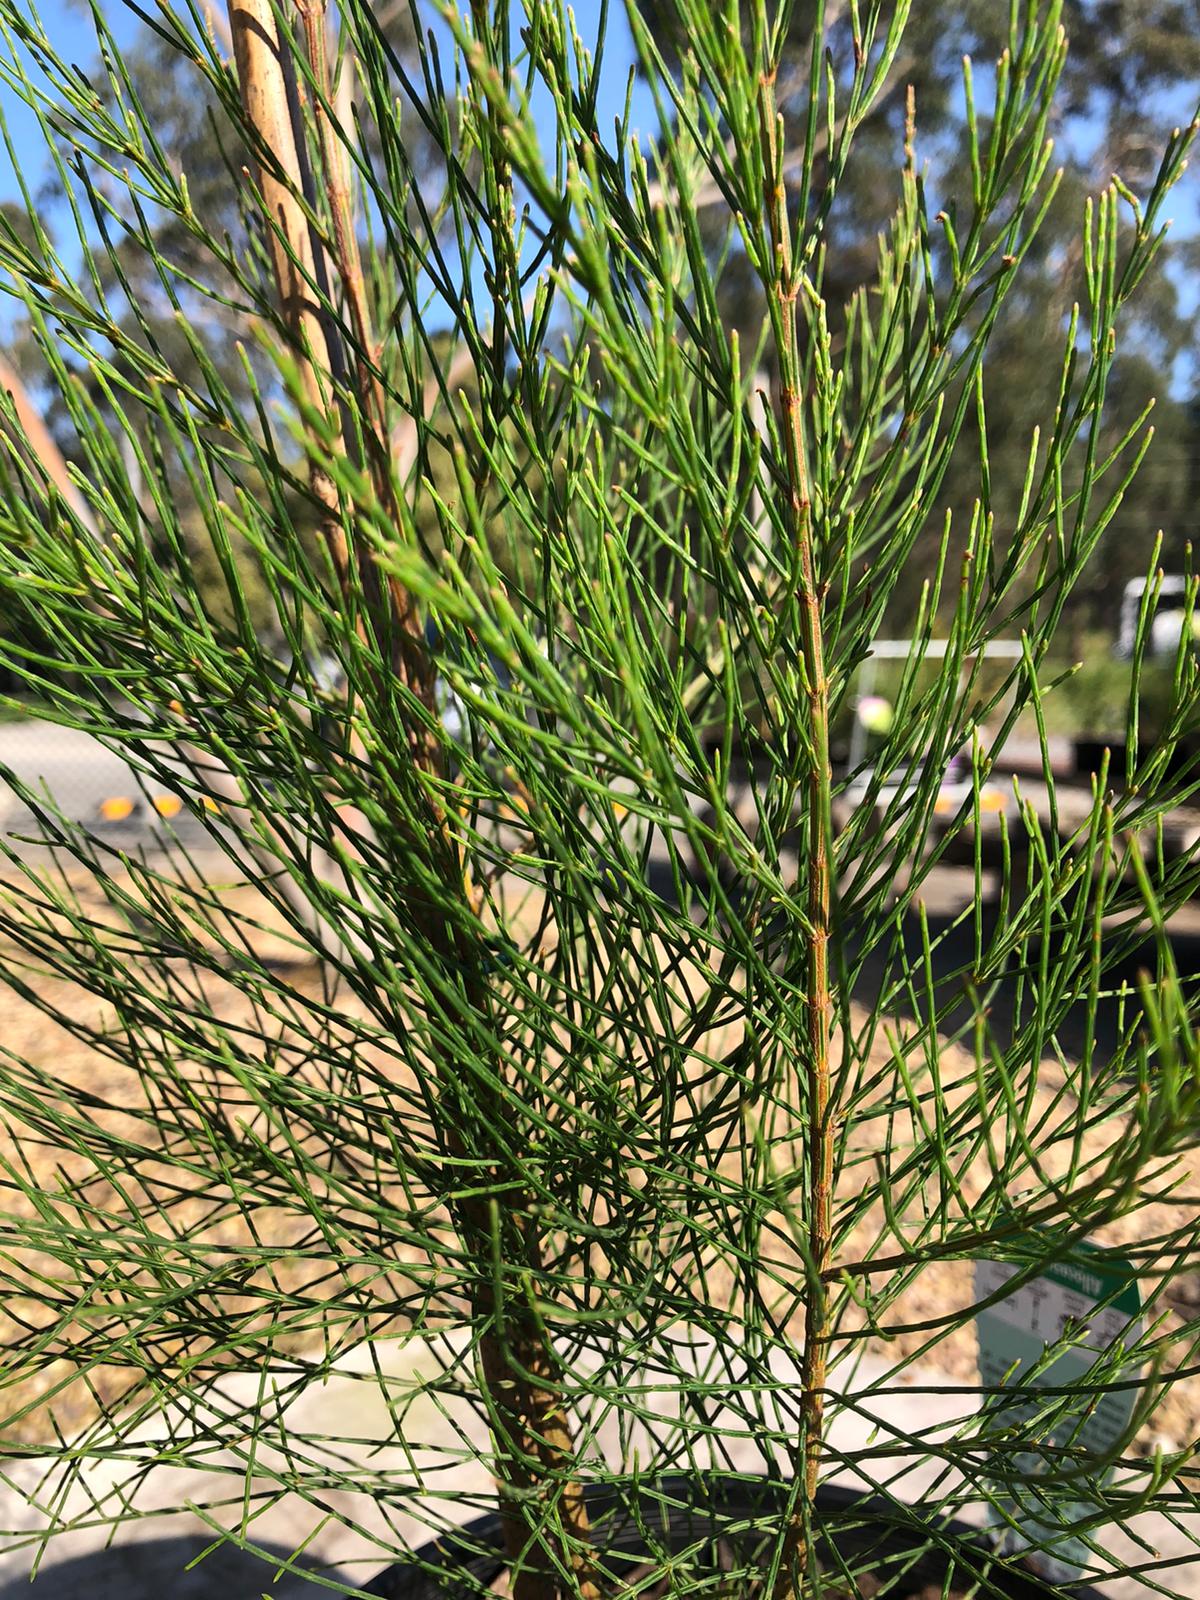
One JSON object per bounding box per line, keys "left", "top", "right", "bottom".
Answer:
{"left": 974, "top": 1242, "right": 1143, "bottom": 1583}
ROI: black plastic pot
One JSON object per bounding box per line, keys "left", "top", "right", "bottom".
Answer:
{"left": 363, "top": 1477, "right": 1108, "bottom": 1599}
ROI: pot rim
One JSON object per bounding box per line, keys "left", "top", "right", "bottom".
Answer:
{"left": 363, "top": 1474, "right": 1111, "bottom": 1600}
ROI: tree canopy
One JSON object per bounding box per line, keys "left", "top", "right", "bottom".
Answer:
{"left": 634, "top": 0, "right": 1200, "bottom": 633}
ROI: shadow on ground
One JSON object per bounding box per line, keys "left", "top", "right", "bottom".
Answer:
{"left": 648, "top": 827, "right": 1200, "bottom": 1070}
{"left": 0, "top": 1535, "right": 346, "bottom": 1599}
{"left": 848, "top": 893, "right": 1200, "bottom": 1069}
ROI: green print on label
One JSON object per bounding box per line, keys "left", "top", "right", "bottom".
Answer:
{"left": 975, "top": 1241, "right": 1143, "bottom": 1583}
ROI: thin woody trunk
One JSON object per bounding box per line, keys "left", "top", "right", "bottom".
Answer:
{"left": 292, "top": 0, "right": 433, "bottom": 718}
{"left": 227, "top": 7, "right": 596, "bottom": 1597}
{"left": 227, "top": 0, "right": 347, "bottom": 572}
{"left": 228, "top": 0, "right": 433, "bottom": 723}
{"left": 758, "top": 71, "right": 835, "bottom": 1600}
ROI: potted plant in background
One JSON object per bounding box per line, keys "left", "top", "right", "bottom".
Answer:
{"left": 0, "top": 0, "right": 1197, "bottom": 1595}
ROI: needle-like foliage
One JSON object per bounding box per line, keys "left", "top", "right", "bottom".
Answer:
{"left": 0, "top": 1, "right": 1197, "bottom": 1597}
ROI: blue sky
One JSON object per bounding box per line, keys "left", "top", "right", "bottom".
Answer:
{"left": 0, "top": 0, "right": 139, "bottom": 193}
{"left": 0, "top": 0, "right": 664, "bottom": 343}
{"left": 0, "top": 0, "right": 660, "bottom": 208}
{"left": 0, "top": 1, "right": 1196, "bottom": 395}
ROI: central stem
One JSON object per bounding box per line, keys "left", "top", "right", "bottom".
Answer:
{"left": 227, "top": 6, "right": 596, "bottom": 1595}
{"left": 758, "top": 72, "right": 835, "bottom": 1600}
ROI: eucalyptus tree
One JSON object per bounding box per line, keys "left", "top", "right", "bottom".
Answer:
{"left": 0, "top": 2, "right": 1197, "bottom": 1600}
{"left": 634, "top": 0, "right": 1200, "bottom": 629}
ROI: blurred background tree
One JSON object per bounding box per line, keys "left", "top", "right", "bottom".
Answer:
{"left": 1, "top": 0, "right": 1198, "bottom": 689}
{"left": 635, "top": 0, "right": 1200, "bottom": 638}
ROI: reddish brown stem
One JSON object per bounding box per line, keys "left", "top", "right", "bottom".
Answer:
{"left": 758, "top": 70, "right": 835, "bottom": 1600}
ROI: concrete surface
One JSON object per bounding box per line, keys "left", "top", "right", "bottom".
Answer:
{"left": 0, "top": 1335, "right": 1195, "bottom": 1598}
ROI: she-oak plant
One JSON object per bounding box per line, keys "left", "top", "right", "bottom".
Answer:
{"left": 0, "top": 0, "right": 1198, "bottom": 1596}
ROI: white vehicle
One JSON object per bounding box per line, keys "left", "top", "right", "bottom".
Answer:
{"left": 1114, "top": 575, "right": 1197, "bottom": 662}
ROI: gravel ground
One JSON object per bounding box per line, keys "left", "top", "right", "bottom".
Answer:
{"left": 0, "top": 857, "right": 1195, "bottom": 1467}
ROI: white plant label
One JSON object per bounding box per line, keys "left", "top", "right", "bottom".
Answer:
{"left": 975, "top": 1242, "right": 1143, "bottom": 1583}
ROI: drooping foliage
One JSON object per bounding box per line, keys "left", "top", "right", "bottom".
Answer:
{"left": 0, "top": 4, "right": 1196, "bottom": 1600}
